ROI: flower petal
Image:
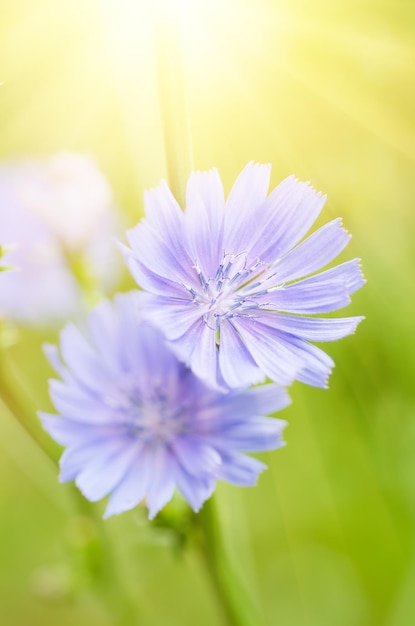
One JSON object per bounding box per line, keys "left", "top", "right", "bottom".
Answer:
{"left": 174, "top": 463, "right": 216, "bottom": 512}
{"left": 261, "top": 283, "right": 351, "bottom": 314}
{"left": 219, "top": 320, "right": 265, "bottom": 388}
{"left": 87, "top": 299, "right": 122, "bottom": 375}
{"left": 190, "top": 324, "right": 218, "bottom": 387}
{"left": 223, "top": 162, "right": 271, "bottom": 254}
{"left": 127, "top": 220, "right": 196, "bottom": 287}
{"left": 244, "top": 384, "right": 292, "bottom": 415}
{"left": 143, "top": 179, "right": 183, "bottom": 233}
{"left": 216, "top": 452, "right": 267, "bottom": 487}
{"left": 168, "top": 319, "right": 206, "bottom": 366}
{"left": 251, "top": 178, "right": 327, "bottom": 263}
{"left": 141, "top": 294, "right": 203, "bottom": 341}
{"left": 257, "top": 312, "right": 365, "bottom": 342}
{"left": 60, "top": 436, "right": 126, "bottom": 483}
{"left": 232, "top": 317, "right": 303, "bottom": 386}
{"left": 142, "top": 181, "right": 200, "bottom": 287}
{"left": 185, "top": 168, "right": 225, "bottom": 276}
{"left": 43, "top": 344, "right": 70, "bottom": 381}
{"left": 39, "top": 412, "right": 115, "bottom": 446}
{"left": 59, "top": 323, "right": 113, "bottom": 392}
{"left": 119, "top": 242, "right": 187, "bottom": 298}
{"left": 197, "top": 384, "right": 291, "bottom": 424}
{"left": 146, "top": 448, "right": 176, "bottom": 519}
{"left": 258, "top": 259, "right": 365, "bottom": 314}
{"left": 172, "top": 437, "right": 222, "bottom": 478}
{"left": 48, "top": 379, "right": 109, "bottom": 424}
{"left": 103, "top": 447, "right": 152, "bottom": 518}
{"left": 247, "top": 218, "right": 351, "bottom": 291}
{"left": 209, "top": 417, "right": 287, "bottom": 452}
{"left": 278, "top": 336, "right": 335, "bottom": 388}
{"left": 75, "top": 439, "right": 138, "bottom": 502}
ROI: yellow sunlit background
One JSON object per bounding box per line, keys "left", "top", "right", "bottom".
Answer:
{"left": 1, "top": 0, "right": 414, "bottom": 624}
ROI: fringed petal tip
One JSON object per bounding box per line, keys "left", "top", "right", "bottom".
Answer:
{"left": 187, "top": 166, "right": 219, "bottom": 177}
{"left": 285, "top": 174, "right": 327, "bottom": 199}
{"left": 43, "top": 343, "right": 63, "bottom": 374}
{"left": 349, "top": 315, "right": 365, "bottom": 333}
{"left": 115, "top": 238, "right": 134, "bottom": 259}
{"left": 37, "top": 411, "right": 60, "bottom": 439}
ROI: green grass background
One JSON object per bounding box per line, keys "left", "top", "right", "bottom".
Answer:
{"left": 0, "top": 0, "right": 414, "bottom": 624}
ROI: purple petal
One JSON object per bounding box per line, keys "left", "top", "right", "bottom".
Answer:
{"left": 48, "top": 380, "right": 108, "bottom": 424}
{"left": 261, "top": 283, "right": 351, "bottom": 314}
{"left": 174, "top": 463, "right": 216, "bottom": 512}
{"left": 127, "top": 220, "right": 196, "bottom": 287}
{"left": 236, "top": 319, "right": 334, "bottom": 388}
{"left": 185, "top": 169, "right": 225, "bottom": 276}
{"left": 168, "top": 320, "right": 206, "bottom": 365}
{"left": 59, "top": 323, "right": 113, "bottom": 392}
{"left": 223, "top": 162, "right": 271, "bottom": 254}
{"left": 172, "top": 437, "right": 222, "bottom": 478}
{"left": 216, "top": 452, "right": 267, "bottom": 487}
{"left": 190, "top": 324, "right": 218, "bottom": 388}
{"left": 59, "top": 436, "right": 123, "bottom": 483}
{"left": 141, "top": 294, "right": 202, "bottom": 341}
{"left": 297, "top": 350, "right": 334, "bottom": 389}
{"left": 103, "top": 447, "right": 152, "bottom": 518}
{"left": 197, "top": 384, "right": 291, "bottom": 424}
{"left": 280, "top": 337, "right": 335, "bottom": 388}
{"left": 219, "top": 321, "right": 265, "bottom": 388}
{"left": 258, "top": 259, "right": 364, "bottom": 314}
{"left": 39, "top": 412, "right": 115, "bottom": 446}
{"left": 142, "top": 182, "right": 199, "bottom": 289}
{"left": 143, "top": 180, "right": 184, "bottom": 234}
{"left": 75, "top": 439, "right": 138, "bottom": 502}
{"left": 243, "top": 384, "right": 292, "bottom": 415}
{"left": 257, "top": 313, "right": 365, "bottom": 342}
{"left": 87, "top": 299, "right": 122, "bottom": 375}
{"left": 125, "top": 322, "right": 180, "bottom": 393}
{"left": 249, "top": 218, "right": 351, "bottom": 290}
{"left": 210, "top": 417, "right": 287, "bottom": 452}
{"left": 146, "top": 448, "right": 176, "bottom": 519}
{"left": 43, "top": 344, "right": 70, "bottom": 381}
{"left": 232, "top": 317, "right": 303, "bottom": 386}
{"left": 312, "top": 259, "right": 366, "bottom": 295}
{"left": 119, "top": 243, "right": 187, "bottom": 298}
{"left": 251, "top": 178, "right": 327, "bottom": 263}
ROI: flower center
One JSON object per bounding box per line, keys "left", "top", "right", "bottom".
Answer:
{"left": 105, "top": 386, "right": 188, "bottom": 445}
{"left": 185, "top": 252, "right": 266, "bottom": 330}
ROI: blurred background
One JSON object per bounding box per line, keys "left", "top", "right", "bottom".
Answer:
{"left": 0, "top": 0, "right": 414, "bottom": 624}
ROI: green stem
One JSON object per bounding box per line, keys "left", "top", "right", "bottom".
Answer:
{"left": 154, "top": 11, "right": 264, "bottom": 626}
{"left": 0, "top": 369, "right": 59, "bottom": 465}
{"left": 197, "top": 498, "right": 265, "bottom": 626}
{"left": 68, "top": 491, "right": 139, "bottom": 626}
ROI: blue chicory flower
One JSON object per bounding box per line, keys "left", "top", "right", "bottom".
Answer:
{"left": 122, "top": 163, "right": 365, "bottom": 390}
{"left": 39, "top": 292, "right": 289, "bottom": 519}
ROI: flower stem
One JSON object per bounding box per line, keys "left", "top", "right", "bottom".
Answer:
{"left": 0, "top": 368, "right": 59, "bottom": 466}
{"left": 68, "top": 492, "right": 140, "bottom": 626}
{"left": 154, "top": 12, "right": 264, "bottom": 625}
{"left": 197, "top": 497, "right": 265, "bottom": 626}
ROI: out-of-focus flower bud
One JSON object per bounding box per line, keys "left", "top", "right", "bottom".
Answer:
{"left": 0, "top": 152, "right": 121, "bottom": 325}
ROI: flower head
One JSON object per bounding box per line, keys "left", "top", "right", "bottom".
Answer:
{"left": 122, "top": 163, "right": 365, "bottom": 390}
{"left": 0, "top": 153, "right": 120, "bottom": 324}
{"left": 39, "top": 292, "right": 288, "bottom": 519}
